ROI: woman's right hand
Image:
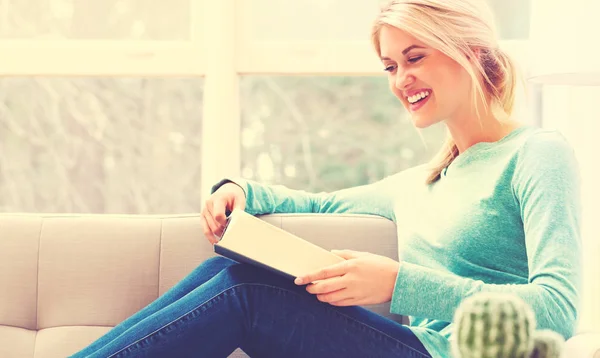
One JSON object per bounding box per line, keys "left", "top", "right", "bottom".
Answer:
{"left": 201, "top": 182, "right": 246, "bottom": 244}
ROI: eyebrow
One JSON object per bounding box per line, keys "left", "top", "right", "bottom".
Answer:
{"left": 381, "top": 45, "right": 426, "bottom": 61}
{"left": 402, "top": 45, "right": 425, "bottom": 55}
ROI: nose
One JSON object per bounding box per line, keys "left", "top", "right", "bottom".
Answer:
{"left": 395, "top": 68, "right": 415, "bottom": 91}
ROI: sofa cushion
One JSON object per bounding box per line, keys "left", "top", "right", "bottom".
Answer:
{"left": 35, "top": 326, "right": 113, "bottom": 357}
{"left": 0, "top": 216, "right": 41, "bottom": 330}
{"left": 0, "top": 326, "right": 36, "bottom": 358}
{"left": 37, "top": 217, "right": 162, "bottom": 329}
{"left": 0, "top": 324, "right": 249, "bottom": 358}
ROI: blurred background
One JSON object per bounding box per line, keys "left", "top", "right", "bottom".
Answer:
{"left": 0, "top": 0, "right": 534, "bottom": 214}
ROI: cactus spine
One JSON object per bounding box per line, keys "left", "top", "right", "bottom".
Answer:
{"left": 452, "top": 292, "right": 536, "bottom": 358}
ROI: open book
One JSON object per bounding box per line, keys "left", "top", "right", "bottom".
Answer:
{"left": 213, "top": 209, "right": 345, "bottom": 281}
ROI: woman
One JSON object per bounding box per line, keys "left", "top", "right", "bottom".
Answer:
{"left": 70, "top": 0, "right": 582, "bottom": 357}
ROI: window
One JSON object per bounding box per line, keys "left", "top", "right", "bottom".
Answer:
{"left": 0, "top": 78, "right": 204, "bottom": 214}
{"left": 240, "top": 76, "right": 446, "bottom": 191}
{"left": 487, "top": 0, "right": 531, "bottom": 40}
{"left": 0, "top": 0, "right": 191, "bottom": 40}
{"left": 0, "top": 0, "right": 204, "bottom": 214}
{"left": 0, "top": 0, "right": 535, "bottom": 210}
{"left": 0, "top": 0, "right": 203, "bottom": 76}
{"left": 237, "top": 0, "right": 533, "bottom": 191}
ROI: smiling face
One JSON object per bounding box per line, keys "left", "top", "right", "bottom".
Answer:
{"left": 378, "top": 25, "right": 474, "bottom": 128}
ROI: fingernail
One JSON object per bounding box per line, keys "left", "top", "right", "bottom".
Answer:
{"left": 295, "top": 278, "right": 303, "bottom": 285}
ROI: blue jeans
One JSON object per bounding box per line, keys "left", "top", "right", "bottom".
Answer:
{"left": 69, "top": 256, "right": 431, "bottom": 358}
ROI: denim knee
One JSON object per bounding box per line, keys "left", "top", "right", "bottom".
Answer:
{"left": 201, "top": 255, "right": 238, "bottom": 270}
{"left": 215, "top": 261, "right": 296, "bottom": 290}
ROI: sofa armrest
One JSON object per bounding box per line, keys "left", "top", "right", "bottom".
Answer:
{"left": 564, "top": 332, "right": 600, "bottom": 358}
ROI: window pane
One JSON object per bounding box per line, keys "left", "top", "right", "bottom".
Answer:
{"left": 0, "top": 78, "right": 203, "bottom": 214}
{"left": 488, "top": 0, "right": 531, "bottom": 40}
{"left": 240, "top": 76, "right": 446, "bottom": 192}
{"left": 0, "top": 0, "right": 191, "bottom": 40}
{"left": 243, "top": 0, "right": 530, "bottom": 42}
{"left": 242, "top": 0, "right": 381, "bottom": 42}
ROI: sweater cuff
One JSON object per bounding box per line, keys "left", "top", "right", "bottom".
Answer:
{"left": 390, "top": 261, "right": 466, "bottom": 321}
{"left": 210, "top": 177, "right": 248, "bottom": 198}
{"left": 210, "top": 178, "right": 250, "bottom": 215}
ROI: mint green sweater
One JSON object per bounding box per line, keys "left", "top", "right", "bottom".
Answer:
{"left": 212, "top": 125, "right": 582, "bottom": 358}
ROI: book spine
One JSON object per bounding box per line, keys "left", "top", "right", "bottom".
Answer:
{"left": 213, "top": 245, "right": 297, "bottom": 282}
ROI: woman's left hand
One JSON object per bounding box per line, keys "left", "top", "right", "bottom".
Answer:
{"left": 294, "top": 249, "right": 400, "bottom": 307}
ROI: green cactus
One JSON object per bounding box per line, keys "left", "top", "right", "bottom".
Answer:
{"left": 530, "top": 330, "right": 565, "bottom": 358}
{"left": 451, "top": 292, "right": 536, "bottom": 358}
{"left": 451, "top": 292, "right": 565, "bottom": 358}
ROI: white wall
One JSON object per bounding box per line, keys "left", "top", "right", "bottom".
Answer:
{"left": 542, "top": 86, "right": 600, "bottom": 332}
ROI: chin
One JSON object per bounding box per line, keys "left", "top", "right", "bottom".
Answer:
{"left": 410, "top": 114, "right": 440, "bottom": 129}
{"left": 402, "top": 97, "right": 441, "bottom": 129}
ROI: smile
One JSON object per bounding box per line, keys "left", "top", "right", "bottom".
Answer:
{"left": 407, "top": 90, "right": 431, "bottom": 111}
{"left": 407, "top": 90, "right": 431, "bottom": 104}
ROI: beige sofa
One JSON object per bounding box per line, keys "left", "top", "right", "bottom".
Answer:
{"left": 0, "top": 213, "right": 598, "bottom": 358}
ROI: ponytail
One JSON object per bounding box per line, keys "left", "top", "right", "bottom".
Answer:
{"left": 425, "top": 135, "right": 459, "bottom": 185}
{"left": 494, "top": 49, "right": 518, "bottom": 117}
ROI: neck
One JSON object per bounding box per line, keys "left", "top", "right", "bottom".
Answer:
{"left": 445, "top": 103, "right": 520, "bottom": 154}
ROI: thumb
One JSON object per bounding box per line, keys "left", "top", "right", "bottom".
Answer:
{"left": 331, "top": 249, "right": 365, "bottom": 260}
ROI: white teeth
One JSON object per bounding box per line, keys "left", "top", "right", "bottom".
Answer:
{"left": 407, "top": 90, "right": 430, "bottom": 104}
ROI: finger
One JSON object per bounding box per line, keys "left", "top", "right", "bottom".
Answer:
{"left": 331, "top": 249, "right": 365, "bottom": 260}
{"left": 202, "top": 209, "right": 221, "bottom": 239}
{"left": 206, "top": 207, "right": 226, "bottom": 237}
{"left": 201, "top": 215, "right": 217, "bottom": 245}
{"left": 305, "top": 276, "right": 347, "bottom": 295}
{"left": 206, "top": 200, "right": 228, "bottom": 235}
{"left": 316, "top": 288, "right": 352, "bottom": 304}
{"left": 205, "top": 199, "right": 214, "bottom": 218}
{"left": 295, "top": 261, "right": 350, "bottom": 285}
{"left": 329, "top": 297, "right": 358, "bottom": 307}
{"left": 211, "top": 199, "right": 227, "bottom": 226}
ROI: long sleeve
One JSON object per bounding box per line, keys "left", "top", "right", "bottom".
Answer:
{"left": 211, "top": 175, "right": 400, "bottom": 221}
{"left": 389, "top": 131, "right": 583, "bottom": 340}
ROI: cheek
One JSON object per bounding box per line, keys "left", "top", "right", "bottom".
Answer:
{"left": 435, "top": 71, "right": 470, "bottom": 110}
{"left": 450, "top": 76, "right": 473, "bottom": 110}
{"left": 451, "top": 67, "right": 473, "bottom": 96}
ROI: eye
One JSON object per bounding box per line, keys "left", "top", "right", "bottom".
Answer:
{"left": 383, "top": 65, "right": 396, "bottom": 72}
{"left": 408, "top": 56, "right": 424, "bottom": 64}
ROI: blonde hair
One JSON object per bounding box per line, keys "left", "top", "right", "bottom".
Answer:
{"left": 371, "top": 0, "right": 519, "bottom": 184}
